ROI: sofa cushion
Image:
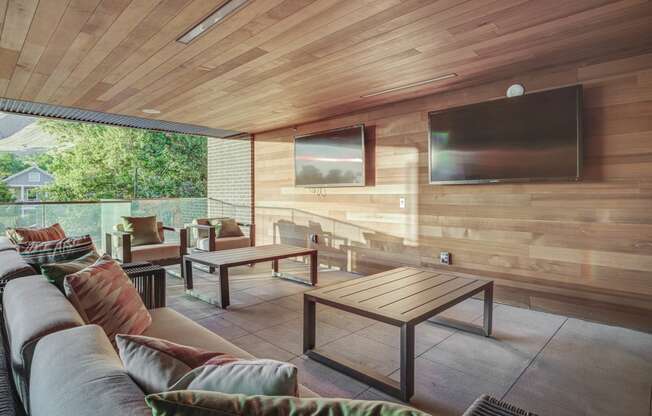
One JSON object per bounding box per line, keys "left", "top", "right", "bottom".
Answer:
{"left": 17, "top": 235, "right": 95, "bottom": 270}
{"left": 2, "top": 276, "right": 85, "bottom": 408}
{"left": 122, "top": 242, "right": 181, "bottom": 262}
{"left": 0, "top": 236, "right": 16, "bottom": 252}
{"left": 30, "top": 325, "right": 151, "bottom": 416}
{"left": 0, "top": 249, "right": 36, "bottom": 282}
{"left": 116, "top": 334, "right": 239, "bottom": 394}
{"left": 40, "top": 251, "right": 102, "bottom": 291}
{"left": 145, "top": 391, "right": 429, "bottom": 416}
{"left": 12, "top": 223, "right": 66, "bottom": 243}
{"left": 197, "top": 235, "right": 250, "bottom": 251}
{"left": 141, "top": 308, "right": 318, "bottom": 398}
{"left": 171, "top": 359, "right": 298, "bottom": 397}
{"left": 122, "top": 216, "right": 162, "bottom": 246}
{"left": 64, "top": 257, "right": 152, "bottom": 341}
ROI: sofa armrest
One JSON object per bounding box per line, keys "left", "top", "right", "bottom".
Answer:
{"left": 122, "top": 263, "right": 166, "bottom": 309}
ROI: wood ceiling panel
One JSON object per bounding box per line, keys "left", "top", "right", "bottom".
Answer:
{"left": 0, "top": 0, "right": 650, "bottom": 134}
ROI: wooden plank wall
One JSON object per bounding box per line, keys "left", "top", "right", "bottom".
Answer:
{"left": 254, "top": 53, "right": 652, "bottom": 332}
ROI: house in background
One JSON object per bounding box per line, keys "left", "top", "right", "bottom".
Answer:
{"left": 2, "top": 165, "right": 53, "bottom": 202}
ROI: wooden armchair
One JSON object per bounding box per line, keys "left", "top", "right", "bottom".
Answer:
{"left": 186, "top": 218, "right": 253, "bottom": 253}
{"left": 105, "top": 221, "right": 187, "bottom": 266}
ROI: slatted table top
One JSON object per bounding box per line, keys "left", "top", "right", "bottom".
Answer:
{"left": 305, "top": 267, "right": 492, "bottom": 325}
{"left": 184, "top": 244, "right": 316, "bottom": 267}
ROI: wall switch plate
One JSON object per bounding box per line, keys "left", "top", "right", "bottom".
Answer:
{"left": 439, "top": 251, "right": 451, "bottom": 265}
{"left": 399, "top": 197, "right": 406, "bottom": 209}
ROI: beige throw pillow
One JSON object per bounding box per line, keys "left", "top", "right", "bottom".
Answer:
{"left": 122, "top": 216, "right": 162, "bottom": 246}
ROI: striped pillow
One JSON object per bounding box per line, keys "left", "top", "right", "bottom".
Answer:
{"left": 17, "top": 235, "right": 95, "bottom": 269}
{"left": 13, "top": 223, "right": 66, "bottom": 243}
{"left": 64, "top": 257, "right": 152, "bottom": 342}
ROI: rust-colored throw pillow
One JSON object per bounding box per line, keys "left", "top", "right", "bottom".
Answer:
{"left": 218, "top": 218, "right": 244, "bottom": 238}
{"left": 64, "top": 257, "right": 152, "bottom": 342}
{"left": 122, "top": 216, "right": 162, "bottom": 246}
{"left": 11, "top": 223, "right": 66, "bottom": 243}
{"left": 116, "top": 334, "right": 239, "bottom": 394}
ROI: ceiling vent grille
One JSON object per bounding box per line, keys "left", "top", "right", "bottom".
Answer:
{"left": 0, "top": 98, "right": 241, "bottom": 138}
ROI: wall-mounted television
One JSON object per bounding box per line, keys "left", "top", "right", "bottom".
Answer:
{"left": 294, "top": 124, "right": 365, "bottom": 187}
{"left": 428, "top": 85, "right": 582, "bottom": 184}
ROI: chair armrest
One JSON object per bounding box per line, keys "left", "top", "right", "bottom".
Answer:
{"left": 104, "top": 231, "right": 131, "bottom": 262}
{"left": 122, "top": 263, "right": 166, "bottom": 309}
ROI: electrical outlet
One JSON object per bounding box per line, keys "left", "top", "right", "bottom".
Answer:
{"left": 310, "top": 234, "right": 319, "bottom": 244}
{"left": 439, "top": 251, "right": 451, "bottom": 265}
{"left": 399, "top": 197, "right": 406, "bottom": 209}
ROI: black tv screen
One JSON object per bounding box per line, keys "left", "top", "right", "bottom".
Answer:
{"left": 429, "top": 85, "right": 582, "bottom": 184}
{"left": 294, "top": 125, "right": 365, "bottom": 187}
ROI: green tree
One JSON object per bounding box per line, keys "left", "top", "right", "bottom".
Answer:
{"left": 0, "top": 153, "right": 28, "bottom": 179}
{"left": 37, "top": 120, "right": 207, "bottom": 201}
{"left": 0, "top": 182, "right": 14, "bottom": 202}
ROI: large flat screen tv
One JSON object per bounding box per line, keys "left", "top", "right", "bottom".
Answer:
{"left": 294, "top": 125, "right": 365, "bottom": 187}
{"left": 429, "top": 85, "right": 582, "bottom": 184}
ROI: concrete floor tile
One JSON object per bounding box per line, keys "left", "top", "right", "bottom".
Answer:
{"left": 318, "top": 333, "right": 400, "bottom": 376}
{"left": 230, "top": 334, "right": 297, "bottom": 362}
{"left": 290, "top": 356, "right": 369, "bottom": 399}
{"left": 316, "top": 304, "right": 377, "bottom": 332}
{"left": 255, "top": 317, "right": 351, "bottom": 356}
{"left": 221, "top": 301, "right": 299, "bottom": 332}
{"left": 195, "top": 315, "right": 250, "bottom": 340}
{"left": 354, "top": 321, "right": 455, "bottom": 357}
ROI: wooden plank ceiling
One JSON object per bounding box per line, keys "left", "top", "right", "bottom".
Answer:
{"left": 0, "top": 0, "right": 651, "bottom": 134}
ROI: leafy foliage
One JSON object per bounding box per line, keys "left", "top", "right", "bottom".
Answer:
{"left": 0, "top": 153, "right": 28, "bottom": 179}
{"left": 37, "top": 120, "right": 207, "bottom": 201}
{"left": 0, "top": 182, "right": 14, "bottom": 202}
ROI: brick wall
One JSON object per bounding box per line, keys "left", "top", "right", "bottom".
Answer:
{"left": 206, "top": 136, "right": 252, "bottom": 224}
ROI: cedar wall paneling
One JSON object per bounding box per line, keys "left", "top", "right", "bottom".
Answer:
{"left": 254, "top": 54, "right": 652, "bottom": 332}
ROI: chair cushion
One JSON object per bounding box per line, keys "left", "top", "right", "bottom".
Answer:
{"left": 64, "top": 257, "right": 152, "bottom": 342}
{"left": 218, "top": 218, "right": 244, "bottom": 238}
{"left": 123, "top": 242, "right": 180, "bottom": 263}
{"left": 197, "top": 236, "right": 250, "bottom": 251}
{"left": 145, "top": 391, "right": 429, "bottom": 416}
{"left": 30, "top": 325, "right": 151, "bottom": 416}
{"left": 122, "top": 216, "right": 162, "bottom": 246}
{"left": 116, "top": 334, "right": 239, "bottom": 394}
{"left": 171, "top": 359, "right": 298, "bottom": 397}
{"left": 40, "top": 251, "right": 102, "bottom": 291}
{"left": 2, "top": 276, "right": 85, "bottom": 407}
{"left": 17, "top": 235, "right": 95, "bottom": 270}
{"left": 8, "top": 223, "right": 66, "bottom": 244}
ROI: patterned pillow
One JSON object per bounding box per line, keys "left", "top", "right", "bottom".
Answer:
{"left": 170, "top": 359, "right": 298, "bottom": 397}
{"left": 145, "top": 391, "right": 430, "bottom": 416}
{"left": 40, "top": 251, "right": 103, "bottom": 291}
{"left": 17, "top": 235, "right": 95, "bottom": 269}
{"left": 64, "top": 257, "right": 152, "bottom": 342}
{"left": 8, "top": 223, "right": 66, "bottom": 243}
{"left": 116, "top": 334, "right": 240, "bottom": 394}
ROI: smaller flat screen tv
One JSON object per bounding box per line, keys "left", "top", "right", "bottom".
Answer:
{"left": 429, "top": 85, "right": 582, "bottom": 184}
{"left": 294, "top": 125, "right": 365, "bottom": 187}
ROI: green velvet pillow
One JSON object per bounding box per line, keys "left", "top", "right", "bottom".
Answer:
{"left": 41, "top": 251, "right": 101, "bottom": 291}
{"left": 122, "top": 216, "right": 162, "bottom": 246}
{"left": 145, "top": 391, "right": 430, "bottom": 416}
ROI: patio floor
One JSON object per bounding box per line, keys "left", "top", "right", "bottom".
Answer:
{"left": 165, "top": 260, "right": 652, "bottom": 416}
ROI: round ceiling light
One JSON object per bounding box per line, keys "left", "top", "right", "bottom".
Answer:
{"left": 141, "top": 109, "right": 161, "bottom": 114}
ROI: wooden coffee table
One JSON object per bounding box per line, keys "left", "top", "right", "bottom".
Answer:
{"left": 183, "top": 244, "right": 318, "bottom": 308}
{"left": 303, "top": 267, "right": 493, "bottom": 402}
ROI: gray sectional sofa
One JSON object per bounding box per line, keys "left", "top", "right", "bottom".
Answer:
{"left": 0, "top": 237, "right": 317, "bottom": 416}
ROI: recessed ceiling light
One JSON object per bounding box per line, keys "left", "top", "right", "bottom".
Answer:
{"left": 177, "top": 0, "right": 249, "bottom": 44}
{"left": 360, "top": 73, "right": 457, "bottom": 98}
{"left": 141, "top": 109, "right": 161, "bottom": 114}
